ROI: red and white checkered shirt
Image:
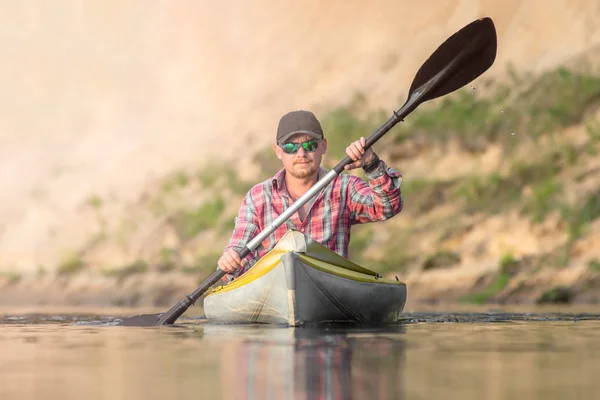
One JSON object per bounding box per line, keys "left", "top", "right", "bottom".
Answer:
{"left": 222, "top": 159, "right": 403, "bottom": 281}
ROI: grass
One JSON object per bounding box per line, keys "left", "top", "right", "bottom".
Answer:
{"left": 86, "top": 194, "right": 103, "bottom": 209}
{"left": 536, "top": 285, "right": 574, "bottom": 304}
{"left": 562, "top": 189, "right": 600, "bottom": 239}
{"left": 319, "top": 97, "right": 386, "bottom": 165}
{"left": 455, "top": 173, "right": 521, "bottom": 214}
{"left": 499, "top": 253, "right": 519, "bottom": 275}
{"left": 37, "top": 265, "right": 47, "bottom": 278}
{"left": 0, "top": 271, "right": 22, "bottom": 284}
{"left": 103, "top": 260, "right": 148, "bottom": 282}
{"left": 401, "top": 87, "right": 509, "bottom": 151}
{"left": 390, "top": 65, "right": 600, "bottom": 151}
{"left": 460, "top": 272, "right": 510, "bottom": 304}
{"left": 174, "top": 197, "right": 226, "bottom": 241}
{"left": 157, "top": 248, "right": 178, "bottom": 272}
{"left": 197, "top": 167, "right": 219, "bottom": 188}
{"left": 218, "top": 214, "right": 237, "bottom": 236}
{"left": 401, "top": 178, "right": 451, "bottom": 213}
{"left": 523, "top": 68, "right": 600, "bottom": 137}
{"left": 356, "top": 233, "right": 415, "bottom": 275}
{"left": 197, "top": 165, "right": 254, "bottom": 196}
{"left": 520, "top": 177, "right": 562, "bottom": 223}
{"left": 57, "top": 255, "right": 86, "bottom": 276}
{"left": 585, "top": 117, "right": 600, "bottom": 142}
{"left": 161, "top": 170, "right": 190, "bottom": 192}
{"left": 252, "top": 146, "right": 281, "bottom": 178}
{"left": 509, "top": 157, "right": 561, "bottom": 184}
{"left": 148, "top": 197, "right": 168, "bottom": 216}
{"left": 366, "top": 251, "right": 415, "bottom": 275}
{"left": 191, "top": 252, "right": 223, "bottom": 274}
{"left": 588, "top": 259, "right": 600, "bottom": 272}
{"left": 348, "top": 225, "right": 374, "bottom": 259}
{"left": 422, "top": 251, "right": 461, "bottom": 270}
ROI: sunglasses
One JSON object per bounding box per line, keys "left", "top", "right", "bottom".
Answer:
{"left": 281, "top": 139, "right": 320, "bottom": 154}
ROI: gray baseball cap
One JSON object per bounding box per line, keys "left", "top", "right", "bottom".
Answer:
{"left": 276, "top": 110, "right": 324, "bottom": 145}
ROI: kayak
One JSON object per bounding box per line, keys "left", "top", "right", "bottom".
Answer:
{"left": 203, "top": 230, "right": 407, "bottom": 326}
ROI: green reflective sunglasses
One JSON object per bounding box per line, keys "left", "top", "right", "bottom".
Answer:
{"left": 281, "top": 139, "right": 319, "bottom": 154}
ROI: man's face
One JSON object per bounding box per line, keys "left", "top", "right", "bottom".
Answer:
{"left": 274, "top": 134, "right": 327, "bottom": 179}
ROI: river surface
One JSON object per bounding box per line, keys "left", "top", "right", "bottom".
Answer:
{"left": 1, "top": 306, "right": 599, "bottom": 400}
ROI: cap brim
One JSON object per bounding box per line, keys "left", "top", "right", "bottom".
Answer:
{"left": 277, "top": 130, "right": 323, "bottom": 145}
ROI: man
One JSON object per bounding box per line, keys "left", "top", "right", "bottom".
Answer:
{"left": 217, "top": 110, "right": 403, "bottom": 281}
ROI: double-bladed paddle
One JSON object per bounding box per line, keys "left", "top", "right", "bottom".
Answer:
{"left": 117, "top": 16, "right": 497, "bottom": 326}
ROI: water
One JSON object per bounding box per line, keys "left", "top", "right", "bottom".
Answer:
{"left": 1, "top": 308, "right": 599, "bottom": 400}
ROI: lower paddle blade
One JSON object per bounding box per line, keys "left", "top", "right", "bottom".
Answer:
{"left": 116, "top": 313, "right": 163, "bottom": 327}
{"left": 409, "top": 17, "right": 497, "bottom": 102}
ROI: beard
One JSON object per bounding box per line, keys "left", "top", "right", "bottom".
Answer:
{"left": 289, "top": 159, "right": 317, "bottom": 179}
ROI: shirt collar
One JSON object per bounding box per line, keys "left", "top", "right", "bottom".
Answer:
{"left": 272, "top": 166, "right": 328, "bottom": 191}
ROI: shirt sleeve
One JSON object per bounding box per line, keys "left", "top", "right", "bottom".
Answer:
{"left": 220, "top": 189, "right": 261, "bottom": 281}
{"left": 347, "top": 158, "right": 403, "bottom": 224}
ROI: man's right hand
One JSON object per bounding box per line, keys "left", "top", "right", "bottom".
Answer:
{"left": 217, "top": 249, "right": 246, "bottom": 273}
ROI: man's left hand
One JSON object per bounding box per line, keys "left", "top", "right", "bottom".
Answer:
{"left": 344, "top": 136, "right": 374, "bottom": 170}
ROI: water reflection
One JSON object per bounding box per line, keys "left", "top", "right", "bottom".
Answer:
{"left": 209, "top": 324, "right": 407, "bottom": 399}
{"left": 1, "top": 312, "right": 600, "bottom": 400}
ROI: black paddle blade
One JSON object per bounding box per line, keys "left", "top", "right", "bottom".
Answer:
{"left": 408, "top": 17, "right": 497, "bottom": 103}
{"left": 116, "top": 313, "right": 163, "bottom": 327}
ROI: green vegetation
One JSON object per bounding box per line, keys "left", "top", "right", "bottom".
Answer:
{"left": 37, "top": 265, "right": 47, "bottom": 278}
{"left": 422, "top": 251, "right": 461, "bottom": 270}
{"left": 174, "top": 197, "right": 225, "bottom": 241}
{"left": 521, "top": 178, "right": 562, "bottom": 223}
{"left": 103, "top": 260, "right": 148, "bottom": 282}
{"left": 536, "top": 285, "right": 574, "bottom": 304}
{"left": 0, "top": 271, "right": 22, "bottom": 284}
{"left": 399, "top": 88, "right": 509, "bottom": 151}
{"left": 148, "top": 197, "right": 168, "bottom": 216}
{"left": 542, "top": 243, "right": 572, "bottom": 269}
{"left": 560, "top": 189, "right": 600, "bottom": 240}
{"left": 194, "top": 252, "right": 221, "bottom": 268}
{"left": 161, "top": 170, "right": 190, "bottom": 192}
{"left": 588, "top": 259, "right": 600, "bottom": 272}
{"left": 157, "top": 248, "right": 178, "bottom": 272}
{"left": 188, "top": 252, "right": 223, "bottom": 278}
{"left": 357, "top": 234, "right": 415, "bottom": 274}
{"left": 401, "top": 178, "right": 451, "bottom": 213}
{"left": 252, "top": 146, "right": 280, "bottom": 178}
{"left": 86, "top": 194, "right": 103, "bottom": 209}
{"left": 585, "top": 117, "right": 600, "bottom": 142}
{"left": 392, "top": 66, "right": 600, "bottom": 150}
{"left": 456, "top": 173, "right": 521, "bottom": 214}
{"left": 499, "top": 253, "right": 519, "bottom": 276}
{"left": 348, "top": 226, "right": 374, "bottom": 259}
{"left": 320, "top": 95, "right": 386, "bottom": 164}
{"left": 197, "top": 165, "right": 253, "bottom": 196}
{"left": 218, "top": 213, "right": 237, "bottom": 236}
{"left": 460, "top": 272, "right": 510, "bottom": 304}
{"left": 524, "top": 68, "right": 600, "bottom": 136}
{"left": 57, "top": 255, "right": 86, "bottom": 276}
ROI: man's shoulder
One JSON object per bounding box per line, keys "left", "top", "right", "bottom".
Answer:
{"left": 244, "top": 175, "right": 277, "bottom": 198}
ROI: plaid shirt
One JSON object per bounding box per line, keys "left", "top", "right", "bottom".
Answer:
{"left": 222, "top": 159, "right": 403, "bottom": 281}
